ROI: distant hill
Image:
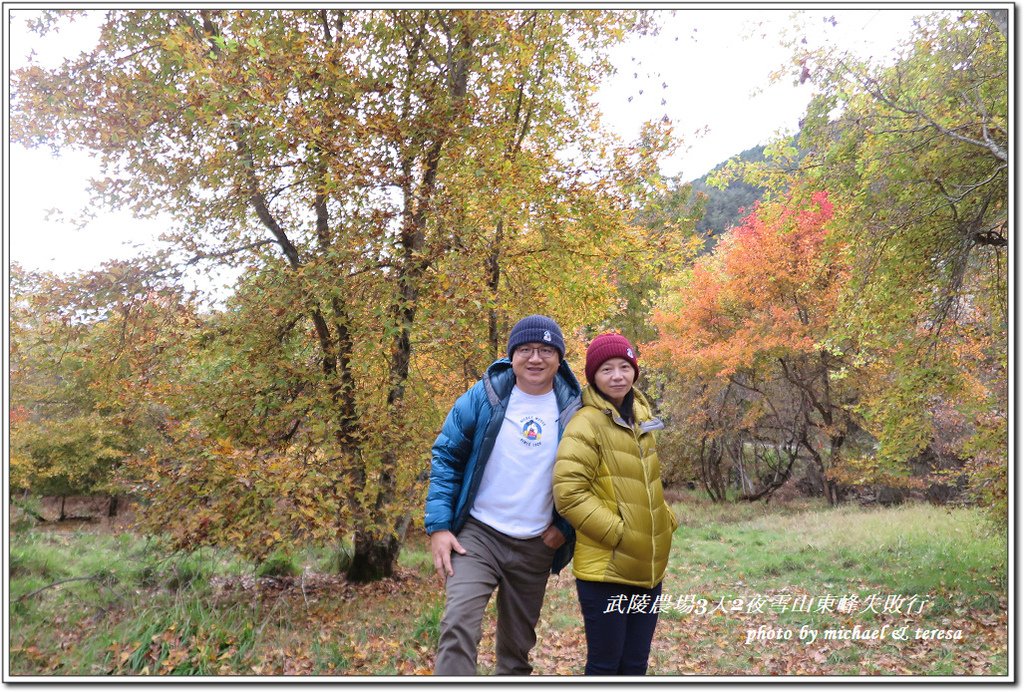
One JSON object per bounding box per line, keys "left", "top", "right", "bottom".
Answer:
{"left": 688, "top": 144, "right": 768, "bottom": 252}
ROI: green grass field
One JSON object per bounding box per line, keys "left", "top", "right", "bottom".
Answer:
{"left": 642, "top": 495, "right": 1008, "bottom": 676}
{"left": 8, "top": 493, "right": 1008, "bottom": 677}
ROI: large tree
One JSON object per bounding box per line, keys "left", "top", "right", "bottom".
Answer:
{"left": 12, "top": 10, "right": 675, "bottom": 578}
{"left": 788, "top": 9, "right": 1008, "bottom": 514}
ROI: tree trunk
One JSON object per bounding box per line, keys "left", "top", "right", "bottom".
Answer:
{"left": 487, "top": 218, "right": 504, "bottom": 360}
{"left": 348, "top": 529, "right": 403, "bottom": 582}
{"left": 826, "top": 434, "right": 845, "bottom": 505}
{"left": 346, "top": 21, "right": 476, "bottom": 583}
{"left": 735, "top": 442, "right": 755, "bottom": 496}
{"left": 801, "top": 440, "right": 836, "bottom": 507}
{"left": 699, "top": 435, "right": 727, "bottom": 502}
{"left": 346, "top": 450, "right": 417, "bottom": 581}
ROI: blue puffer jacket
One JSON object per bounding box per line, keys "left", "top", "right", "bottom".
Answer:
{"left": 425, "top": 357, "right": 582, "bottom": 574}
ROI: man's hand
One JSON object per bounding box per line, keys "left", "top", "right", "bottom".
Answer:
{"left": 429, "top": 530, "right": 466, "bottom": 586}
{"left": 541, "top": 524, "right": 566, "bottom": 550}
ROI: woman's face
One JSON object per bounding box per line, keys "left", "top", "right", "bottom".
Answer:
{"left": 594, "top": 357, "right": 635, "bottom": 407}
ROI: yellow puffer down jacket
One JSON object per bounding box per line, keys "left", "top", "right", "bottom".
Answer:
{"left": 553, "top": 386, "right": 678, "bottom": 588}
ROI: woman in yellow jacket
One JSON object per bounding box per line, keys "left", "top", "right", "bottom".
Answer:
{"left": 553, "top": 333, "right": 677, "bottom": 675}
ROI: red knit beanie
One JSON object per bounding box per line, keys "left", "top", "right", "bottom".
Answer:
{"left": 585, "top": 333, "right": 639, "bottom": 386}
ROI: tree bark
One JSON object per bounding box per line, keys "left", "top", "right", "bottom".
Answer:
{"left": 348, "top": 529, "right": 403, "bottom": 582}
{"left": 486, "top": 218, "right": 504, "bottom": 360}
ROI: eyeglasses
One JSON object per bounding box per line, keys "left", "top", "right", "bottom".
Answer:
{"left": 514, "top": 345, "right": 559, "bottom": 360}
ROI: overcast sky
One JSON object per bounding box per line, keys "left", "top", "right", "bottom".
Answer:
{"left": 5, "top": 6, "right": 928, "bottom": 276}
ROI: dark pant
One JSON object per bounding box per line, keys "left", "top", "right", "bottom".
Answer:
{"left": 575, "top": 579, "right": 662, "bottom": 675}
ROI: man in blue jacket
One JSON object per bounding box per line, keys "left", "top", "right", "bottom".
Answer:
{"left": 425, "top": 314, "right": 581, "bottom": 675}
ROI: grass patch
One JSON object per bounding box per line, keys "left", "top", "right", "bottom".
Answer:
{"left": 255, "top": 549, "right": 301, "bottom": 579}
{"left": 411, "top": 600, "right": 444, "bottom": 644}
{"left": 8, "top": 499, "right": 1007, "bottom": 677}
{"left": 8, "top": 527, "right": 259, "bottom": 675}
{"left": 656, "top": 500, "right": 1007, "bottom": 675}
{"left": 308, "top": 542, "right": 354, "bottom": 574}
{"left": 670, "top": 502, "right": 1006, "bottom": 605}
{"left": 398, "top": 545, "right": 435, "bottom": 578}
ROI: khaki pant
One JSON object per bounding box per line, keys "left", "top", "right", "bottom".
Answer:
{"left": 433, "top": 517, "right": 556, "bottom": 675}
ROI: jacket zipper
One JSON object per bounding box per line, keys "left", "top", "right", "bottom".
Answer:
{"left": 633, "top": 426, "right": 657, "bottom": 584}
{"left": 610, "top": 408, "right": 658, "bottom": 585}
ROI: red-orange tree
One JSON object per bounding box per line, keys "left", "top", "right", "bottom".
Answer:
{"left": 675, "top": 11, "right": 1007, "bottom": 514}
{"left": 651, "top": 190, "right": 862, "bottom": 504}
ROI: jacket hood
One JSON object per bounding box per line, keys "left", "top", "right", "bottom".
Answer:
{"left": 483, "top": 357, "right": 582, "bottom": 407}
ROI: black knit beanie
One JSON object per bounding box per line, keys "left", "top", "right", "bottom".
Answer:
{"left": 507, "top": 315, "right": 566, "bottom": 359}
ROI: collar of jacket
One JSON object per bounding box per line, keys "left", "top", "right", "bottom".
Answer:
{"left": 583, "top": 384, "right": 665, "bottom": 433}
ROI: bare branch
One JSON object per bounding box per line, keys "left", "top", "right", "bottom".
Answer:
{"left": 185, "top": 239, "right": 278, "bottom": 265}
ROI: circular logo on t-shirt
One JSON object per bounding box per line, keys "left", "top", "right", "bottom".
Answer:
{"left": 521, "top": 418, "right": 543, "bottom": 444}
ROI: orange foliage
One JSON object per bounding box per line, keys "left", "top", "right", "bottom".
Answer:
{"left": 652, "top": 190, "right": 845, "bottom": 377}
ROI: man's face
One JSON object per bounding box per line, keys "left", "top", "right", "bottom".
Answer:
{"left": 510, "top": 342, "right": 560, "bottom": 395}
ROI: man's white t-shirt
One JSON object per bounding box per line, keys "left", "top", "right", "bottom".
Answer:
{"left": 470, "top": 385, "right": 560, "bottom": 539}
